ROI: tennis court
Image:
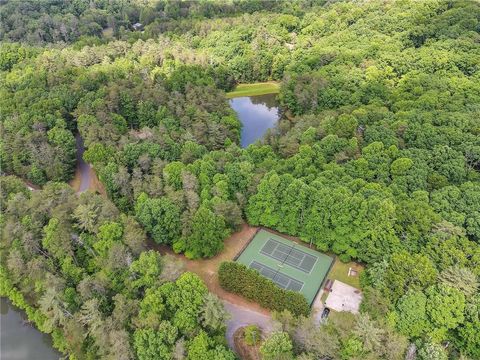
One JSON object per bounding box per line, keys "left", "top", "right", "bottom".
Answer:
{"left": 250, "top": 261, "right": 304, "bottom": 291}
{"left": 260, "top": 238, "right": 318, "bottom": 273}
{"left": 236, "top": 229, "right": 333, "bottom": 304}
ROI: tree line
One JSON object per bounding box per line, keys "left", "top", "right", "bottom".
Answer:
{"left": 218, "top": 262, "right": 310, "bottom": 317}
{"left": 0, "top": 176, "right": 234, "bottom": 359}
{"left": 1, "top": 0, "right": 479, "bottom": 358}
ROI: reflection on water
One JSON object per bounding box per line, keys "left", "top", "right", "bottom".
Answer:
{"left": 1, "top": 95, "right": 279, "bottom": 360}
{"left": 229, "top": 93, "right": 279, "bottom": 148}
{"left": 1, "top": 298, "right": 61, "bottom": 360}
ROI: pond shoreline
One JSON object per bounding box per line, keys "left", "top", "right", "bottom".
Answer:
{"left": 1, "top": 133, "right": 99, "bottom": 360}
{"left": 0, "top": 298, "right": 61, "bottom": 359}
{"left": 226, "top": 81, "right": 280, "bottom": 99}
{"left": 3, "top": 89, "right": 280, "bottom": 359}
{"left": 229, "top": 93, "right": 280, "bottom": 148}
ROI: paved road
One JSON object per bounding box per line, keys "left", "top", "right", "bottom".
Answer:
{"left": 24, "top": 133, "right": 92, "bottom": 193}
{"left": 75, "top": 133, "right": 92, "bottom": 192}
{"left": 312, "top": 289, "right": 326, "bottom": 324}
{"left": 223, "top": 301, "right": 273, "bottom": 349}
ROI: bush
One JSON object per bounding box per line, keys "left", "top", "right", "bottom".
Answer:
{"left": 244, "top": 325, "right": 261, "bottom": 346}
{"left": 218, "top": 262, "right": 310, "bottom": 317}
{"left": 260, "top": 332, "right": 294, "bottom": 360}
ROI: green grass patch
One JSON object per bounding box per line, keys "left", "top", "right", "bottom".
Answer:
{"left": 320, "top": 291, "right": 328, "bottom": 303}
{"left": 327, "top": 308, "right": 357, "bottom": 325}
{"left": 328, "top": 259, "right": 364, "bottom": 289}
{"left": 226, "top": 82, "right": 280, "bottom": 98}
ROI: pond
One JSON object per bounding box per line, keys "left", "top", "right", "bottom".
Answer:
{"left": 1, "top": 298, "right": 61, "bottom": 360}
{"left": 2, "top": 93, "right": 279, "bottom": 359}
{"left": 229, "top": 93, "right": 280, "bottom": 148}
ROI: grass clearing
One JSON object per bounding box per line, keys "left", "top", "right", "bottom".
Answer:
{"left": 328, "top": 259, "right": 364, "bottom": 289}
{"left": 226, "top": 82, "right": 280, "bottom": 98}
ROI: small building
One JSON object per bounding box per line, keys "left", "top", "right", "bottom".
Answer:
{"left": 132, "top": 23, "right": 144, "bottom": 31}
{"left": 324, "top": 279, "right": 334, "bottom": 292}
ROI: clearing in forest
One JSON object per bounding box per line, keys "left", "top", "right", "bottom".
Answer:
{"left": 226, "top": 82, "right": 280, "bottom": 98}
{"left": 235, "top": 229, "right": 334, "bottom": 304}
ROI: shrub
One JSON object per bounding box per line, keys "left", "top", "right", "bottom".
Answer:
{"left": 218, "top": 262, "right": 310, "bottom": 316}
{"left": 244, "top": 325, "right": 261, "bottom": 346}
{"left": 259, "top": 332, "right": 294, "bottom": 360}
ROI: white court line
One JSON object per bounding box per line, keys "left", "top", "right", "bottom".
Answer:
{"left": 261, "top": 239, "right": 319, "bottom": 275}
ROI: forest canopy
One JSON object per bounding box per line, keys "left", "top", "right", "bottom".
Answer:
{"left": 0, "top": 177, "right": 234, "bottom": 359}
{"left": 1, "top": 0, "right": 480, "bottom": 359}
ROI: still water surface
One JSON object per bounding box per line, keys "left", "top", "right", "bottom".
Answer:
{"left": 0, "top": 134, "right": 98, "bottom": 359}
{"left": 1, "top": 93, "right": 280, "bottom": 358}
{"left": 1, "top": 298, "right": 61, "bottom": 359}
{"left": 229, "top": 93, "right": 280, "bottom": 147}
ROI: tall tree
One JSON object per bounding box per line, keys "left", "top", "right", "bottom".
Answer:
{"left": 182, "top": 206, "right": 230, "bottom": 259}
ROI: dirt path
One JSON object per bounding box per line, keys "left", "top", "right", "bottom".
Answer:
{"left": 150, "top": 224, "right": 271, "bottom": 315}
{"left": 22, "top": 133, "right": 105, "bottom": 195}
{"left": 149, "top": 224, "right": 277, "bottom": 347}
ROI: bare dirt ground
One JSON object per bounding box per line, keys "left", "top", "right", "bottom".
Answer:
{"left": 233, "top": 327, "right": 263, "bottom": 360}
{"left": 150, "top": 224, "right": 271, "bottom": 314}
{"left": 149, "top": 224, "right": 275, "bottom": 349}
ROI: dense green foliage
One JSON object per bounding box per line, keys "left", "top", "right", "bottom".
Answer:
{"left": 266, "top": 310, "right": 409, "bottom": 360}
{"left": 0, "top": 176, "right": 233, "bottom": 359}
{"left": 218, "top": 262, "right": 310, "bottom": 317}
{"left": 243, "top": 324, "right": 261, "bottom": 346}
{"left": 260, "top": 331, "right": 294, "bottom": 360}
{"left": 1, "top": 0, "right": 480, "bottom": 358}
{"left": 0, "top": 0, "right": 289, "bottom": 45}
